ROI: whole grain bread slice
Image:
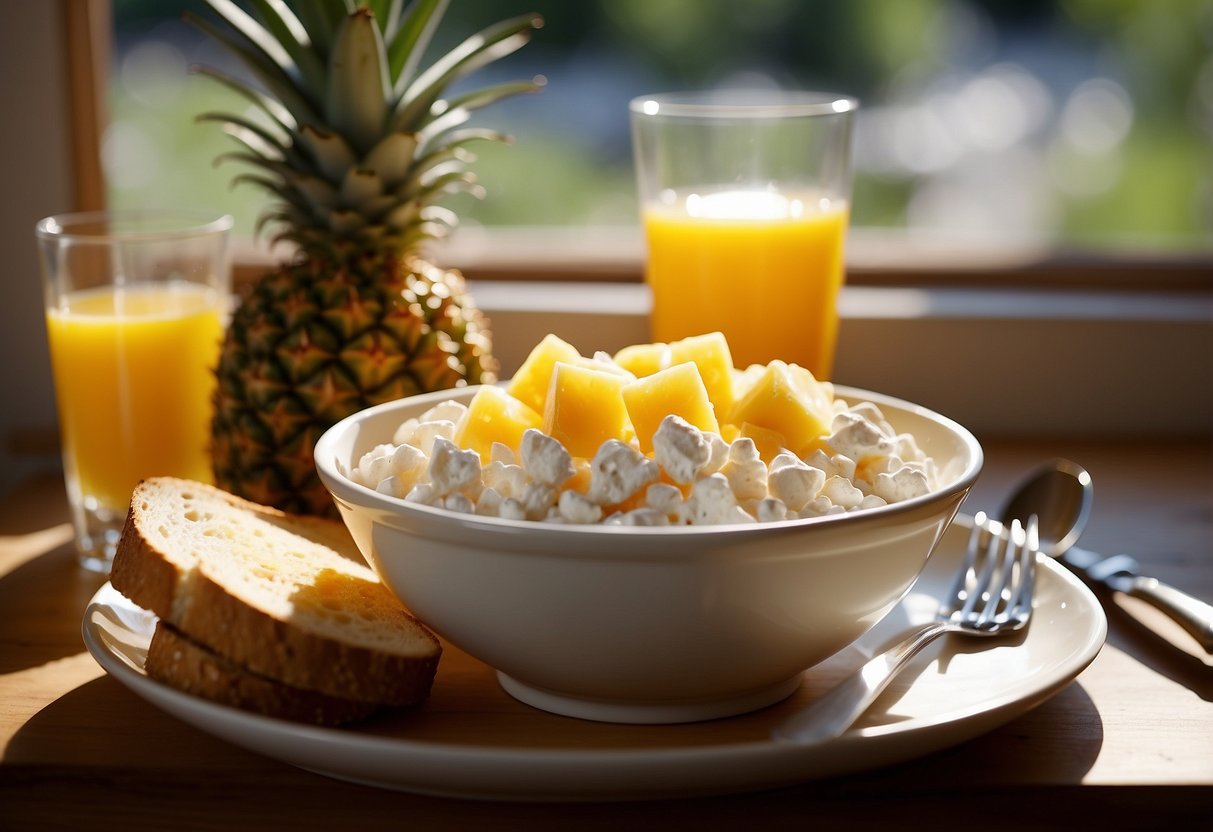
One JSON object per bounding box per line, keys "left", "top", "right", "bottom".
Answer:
{"left": 146, "top": 621, "right": 381, "bottom": 726}
{"left": 110, "top": 477, "right": 440, "bottom": 707}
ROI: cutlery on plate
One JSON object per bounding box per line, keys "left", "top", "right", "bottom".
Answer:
{"left": 1002, "top": 458, "right": 1213, "bottom": 654}
{"left": 772, "top": 513, "right": 1038, "bottom": 744}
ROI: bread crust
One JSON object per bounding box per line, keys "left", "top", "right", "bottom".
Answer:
{"left": 110, "top": 502, "right": 179, "bottom": 620}
{"left": 145, "top": 622, "right": 381, "bottom": 726}
{"left": 179, "top": 571, "right": 439, "bottom": 706}
{"left": 110, "top": 478, "right": 441, "bottom": 709}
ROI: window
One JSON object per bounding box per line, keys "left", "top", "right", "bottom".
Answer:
{"left": 94, "top": 0, "right": 1211, "bottom": 439}
{"left": 1, "top": 0, "right": 1205, "bottom": 505}
{"left": 106, "top": 0, "right": 1213, "bottom": 269}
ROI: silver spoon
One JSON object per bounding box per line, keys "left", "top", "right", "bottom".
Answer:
{"left": 1000, "top": 458, "right": 1093, "bottom": 559}
{"left": 1001, "top": 458, "right": 1213, "bottom": 654}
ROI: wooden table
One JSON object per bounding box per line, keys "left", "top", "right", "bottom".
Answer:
{"left": 2, "top": 439, "right": 1210, "bottom": 831}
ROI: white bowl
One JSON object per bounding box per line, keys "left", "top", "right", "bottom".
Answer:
{"left": 314, "top": 385, "right": 982, "bottom": 724}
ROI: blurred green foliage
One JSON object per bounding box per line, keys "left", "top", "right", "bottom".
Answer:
{"left": 108, "top": 0, "right": 1212, "bottom": 248}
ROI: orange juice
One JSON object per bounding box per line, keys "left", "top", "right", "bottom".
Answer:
{"left": 45, "top": 282, "right": 224, "bottom": 511}
{"left": 643, "top": 189, "right": 848, "bottom": 379}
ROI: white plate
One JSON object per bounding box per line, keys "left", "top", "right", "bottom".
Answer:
{"left": 82, "top": 516, "right": 1106, "bottom": 801}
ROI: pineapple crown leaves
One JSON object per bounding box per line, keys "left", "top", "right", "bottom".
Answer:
{"left": 189, "top": 0, "right": 544, "bottom": 257}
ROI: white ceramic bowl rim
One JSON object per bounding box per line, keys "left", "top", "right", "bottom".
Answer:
{"left": 314, "top": 384, "right": 983, "bottom": 539}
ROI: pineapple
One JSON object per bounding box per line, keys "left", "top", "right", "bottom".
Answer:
{"left": 542, "top": 362, "right": 632, "bottom": 459}
{"left": 194, "top": 0, "right": 543, "bottom": 514}
{"left": 667, "top": 332, "right": 735, "bottom": 419}
{"left": 454, "top": 384, "right": 542, "bottom": 460}
{"left": 613, "top": 332, "right": 734, "bottom": 418}
{"left": 612, "top": 341, "right": 669, "bottom": 377}
{"left": 622, "top": 362, "right": 719, "bottom": 452}
{"left": 738, "top": 421, "right": 790, "bottom": 463}
{"left": 729, "top": 361, "right": 833, "bottom": 456}
{"left": 506, "top": 333, "right": 582, "bottom": 413}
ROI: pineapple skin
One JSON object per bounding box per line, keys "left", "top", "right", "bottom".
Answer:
{"left": 212, "top": 252, "right": 496, "bottom": 516}
{"left": 192, "top": 3, "right": 541, "bottom": 515}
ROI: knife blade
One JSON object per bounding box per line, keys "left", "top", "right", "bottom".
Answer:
{"left": 1054, "top": 544, "right": 1213, "bottom": 654}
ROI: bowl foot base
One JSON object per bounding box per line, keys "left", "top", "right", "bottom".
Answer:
{"left": 496, "top": 673, "right": 802, "bottom": 724}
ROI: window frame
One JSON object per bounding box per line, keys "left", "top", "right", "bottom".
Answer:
{"left": 72, "top": 0, "right": 1212, "bottom": 440}
{"left": 81, "top": 0, "right": 1213, "bottom": 295}
{"left": 64, "top": 0, "right": 108, "bottom": 214}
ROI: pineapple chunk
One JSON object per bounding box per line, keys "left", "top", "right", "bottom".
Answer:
{"left": 622, "top": 362, "right": 720, "bottom": 453}
{"left": 785, "top": 363, "right": 836, "bottom": 449}
{"left": 569, "top": 354, "right": 636, "bottom": 379}
{"left": 613, "top": 341, "right": 669, "bottom": 378}
{"left": 454, "top": 385, "right": 542, "bottom": 460}
{"left": 732, "top": 363, "right": 766, "bottom": 402}
{"left": 668, "top": 332, "right": 735, "bottom": 421}
{"left": 543, "top": 362, "right": 632, "bottom": 458}
{"left": 728, "top": 361, "right": 833, "bottom": 455}
{"left": 506, "top": 334, "right": 582, "bottom": 414}
{"left": 740, "top": 422, "right": 790, "bottom": 464}
{"left": 785, "top": 363, "right": 835, "bottom": 412}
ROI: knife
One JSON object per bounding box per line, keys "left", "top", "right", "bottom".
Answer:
{"left": 1055, "top": 544, "right": 1213, "bottom": 654}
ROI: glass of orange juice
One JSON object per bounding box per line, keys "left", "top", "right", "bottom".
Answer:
{"left": 36, "top": 212, "right": 232, "bottom": 572}
{"left": 630, "top": 91, "right": 857, "bottom": 380}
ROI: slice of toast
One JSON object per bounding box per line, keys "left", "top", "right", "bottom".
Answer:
{"left": 146, "top": 621, "right": 381, "bottom": 726}
{"left": 110, "top": 477, "right": 440, "bottom": 709}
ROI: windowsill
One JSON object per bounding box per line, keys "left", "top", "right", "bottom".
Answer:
{"left": 8, "top": 251, "right": 1208, "bottom": 500}
{"left": 225, "top": 227, "right": 1212, "bottom": 439}
{"left": 471, "top": 280, "right": 1212, "bottom": 439}
{"left": 233, "top": 226, "right": 1213, "bottom": 291}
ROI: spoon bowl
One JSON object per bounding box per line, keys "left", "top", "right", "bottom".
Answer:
{"left": 999, "top": 458, "right": 1092, "bottom": 556}
{"left": 998, "top": 457, "right": 1213, "bottom": 654}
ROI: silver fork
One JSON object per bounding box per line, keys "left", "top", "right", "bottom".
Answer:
{"left": 772, "top": 511, "right": 1038, "bottom": 744}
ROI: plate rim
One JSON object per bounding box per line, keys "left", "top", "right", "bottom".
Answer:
{"left": 81, "top": 515, "right": 1107, "bottom": 800}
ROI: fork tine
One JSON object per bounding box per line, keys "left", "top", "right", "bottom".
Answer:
{"left": 1008, "top": 514, "right": 1039, "bottom": 616}
{"left": 977, "top": 518, "right": 1022, "bottom": 626}
{"left": 774, "top": 509, "right": 1037, "bottom": 743}
{"left": 960, "top": 516, "right": 1007, "bottom": 620}
{"left": 944, "top": 510, "right": 988, "bottom": 612}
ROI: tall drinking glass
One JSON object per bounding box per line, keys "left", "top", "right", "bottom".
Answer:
{"left": 36, "top": 211, "right": 232, "bottom": 572}
{"left": 630, "top": 91, "right": 857, "bottom": 379}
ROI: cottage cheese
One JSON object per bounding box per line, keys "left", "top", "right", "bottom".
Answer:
{"left": 348, "top": 396, "right": 939, "bottom": 526}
